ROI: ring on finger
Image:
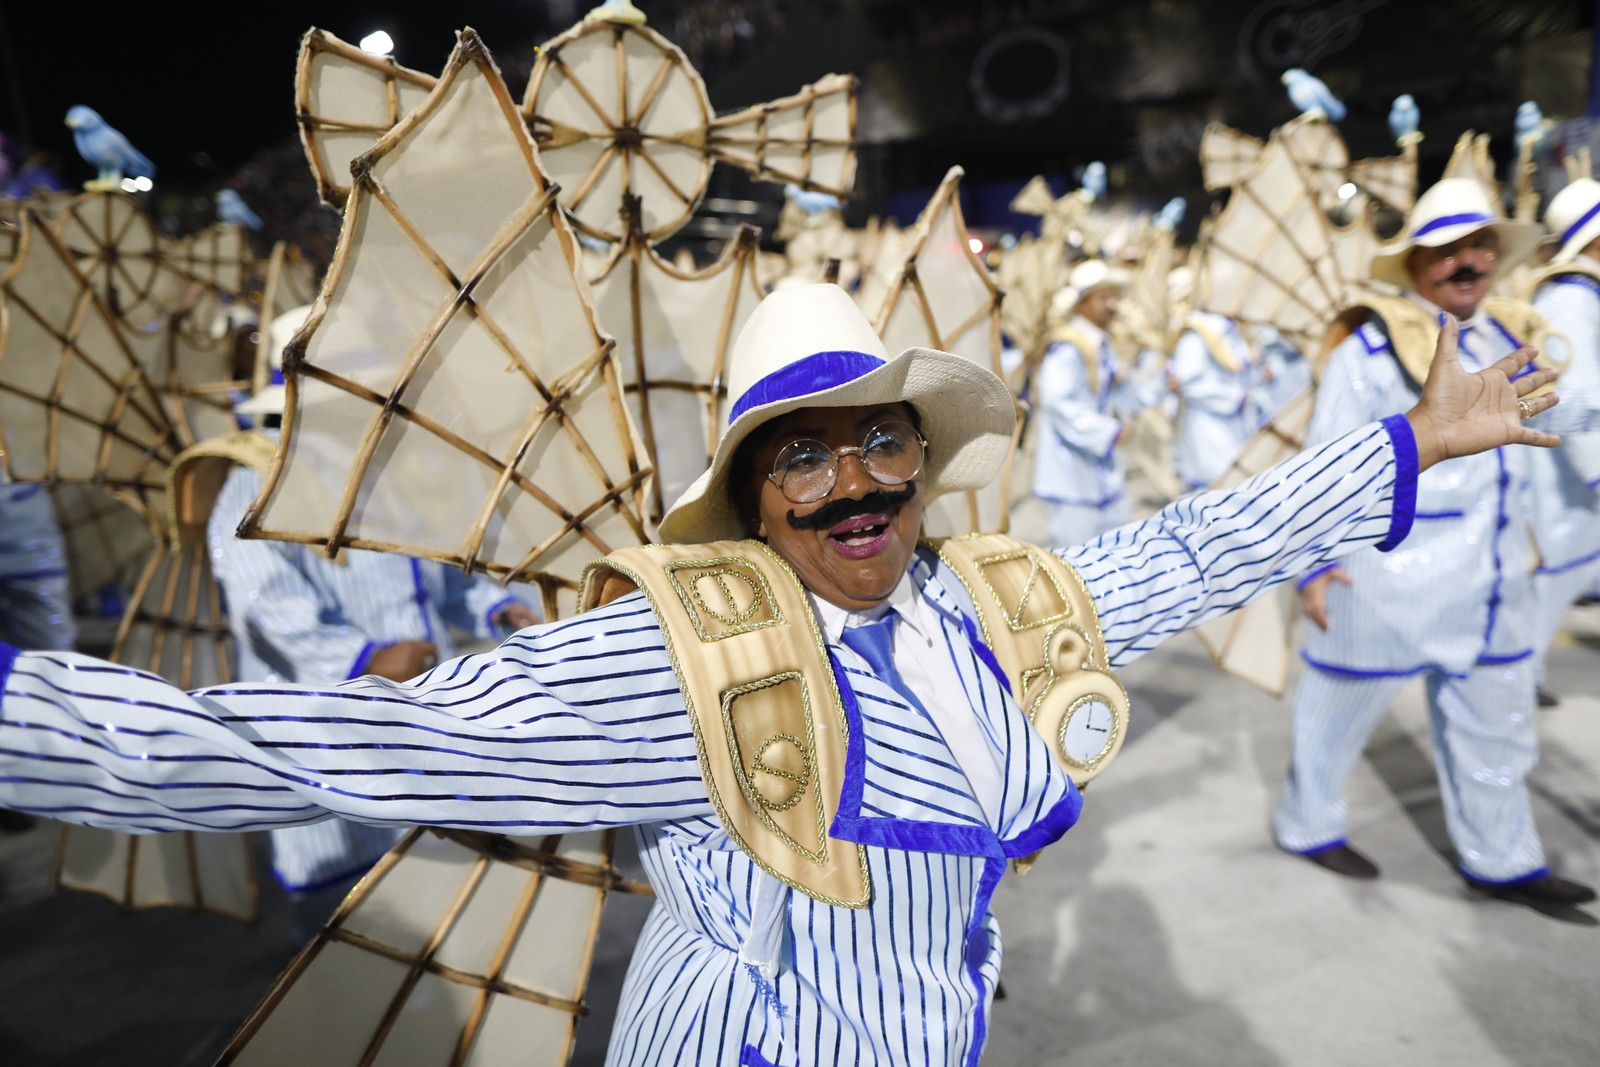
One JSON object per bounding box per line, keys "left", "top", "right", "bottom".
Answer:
{"left": 1517, "top": 397, "right": 1535, "bottom": 421}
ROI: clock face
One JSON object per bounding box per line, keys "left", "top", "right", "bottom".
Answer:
{"left": 1061, "top": 698, "right": 1118, "bottom": 766}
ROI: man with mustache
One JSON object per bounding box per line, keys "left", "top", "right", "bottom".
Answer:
{"left": 1274, "top": 179, "right": 1596, "bottom": 909}
{"left": 0, "top": 282, "right": 1563, "bottom": 1063}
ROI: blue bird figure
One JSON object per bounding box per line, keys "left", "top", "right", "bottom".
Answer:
{"left": 64, "top": 105, "right": 154, "bottom": 189}
{"left": 1153, "top": 196, "right": 1186, "bottom": 233}
{"left": 1281, "top": 69, "right": 1346, "bottom": 122}
{"left": 216, "top": 189, "right": 263, "bottom": 231}
{"left": 1080, "top": 161, "right": 1107, "bottom": 201}
{"left": 1388, "top": 94, "right": 1420, "bottom": 143}
{"left": 1516, "top": 100, "right": 1544, "bottom": 142}
{"left": 785, "top": 182, "right": 842, "bottom": 217}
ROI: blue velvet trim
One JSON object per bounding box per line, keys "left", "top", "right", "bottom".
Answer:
{"left": 1000, "top": 787, "right": 1082, "bottom": 858}
{"left": 1296, "top": 838, "right": 1349, "bottom": 856}
{"left": 1376, "top": 415, "right": 1418, "bottom": 551}
{"left": 0, "top": 641, "right": 18, "bottom": 713}
{"left": 963, "top": 857, "right": 1007, "bottom": 1067}
{"left": 1412, "top": 211, "right": 1491, "bottom": 238}
{"left": 1475, "top": 648, "right": 1533, "bottom": 666}
{"left": 1480, "top": 451, "right": 1510, "bottom": 649}
{"left": 345, "top": 641, "right": 378, "bottom": 680}
{"left": 1099, "top": 423, "right": 1123, "bottom": 462}
{"left": 1295, "top": 563, "right": 1337, "bottom": 590}
{"left": 1547, "top": 273, "right": 1600, "bottom": 298}
{"left": 1414, "top": 510, "right": 1465, "bottom": 520}
{"left": 269, "top": 367, "right": 286, "bottom": 386}
{"left": 483, "top": 595, "right": 524, "bottom": 633}
{"left": 1561, "top": 200, "right": 1600, "bottom": 245}
{"left": 1301, "top": 651, "right": 1466, "bottom": 681}
{"left": 1463, "top": 863, "right": 1550, "bottom": 886}
{"left": 1034, "top": 488, "right": 1125, "bottom": 508}
{"left": 740, "top": 1047, "right": 779, "bottom": 1067}
{"left": 1535, "top": 545, "right": 1600, "bottom": 576}
{"left": 4, "top": 484, "right": 43, "bottom": 502}
{"left": 727, "top": 350, "right": 886, "bottom": 424}
{"left": 409, "top": 559, "right": 437, "bottom": 645}
{"left": 957, "top": 613, "right": 1012, "bottom": 697}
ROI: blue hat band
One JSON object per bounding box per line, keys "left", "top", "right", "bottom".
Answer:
{"left": 1561, "top": 200, "right": 1600, "bottom": 246}
{"left": 1411, "top": 211, "right": 1492, "bottom": 239}
{"left": 728, "top": 349, "right": 887, "bottom": 424}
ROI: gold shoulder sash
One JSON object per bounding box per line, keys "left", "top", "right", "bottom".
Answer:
{"left": 1183, "top": 313, "right": 1243, "bottom": 374}
{"left": 932, "top": 533, "right": 1130, "bottom": 788}
{"left": 580, "top": 541, "right": 870, "bottom": 908}
{"left": 166, "top": 431, "right": 279, "bottom": 547}
{"left": 1045, "top": 325, "right": 1103, "bottom": 394}
{"left": 1531, "top": 260, "right": 1600, "bottom": 289}
{"left": 1320, "top": 291, "right": 1439, "bottom": 387}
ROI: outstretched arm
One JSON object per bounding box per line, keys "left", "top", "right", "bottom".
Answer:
{"left": 1067, "top": 319, "right": 1557, "bottom": 666}
{"left": 0, "top": 592, "right": 710, "bottom": 835}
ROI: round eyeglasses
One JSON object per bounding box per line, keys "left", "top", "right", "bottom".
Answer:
{"left": 766, "top": 421, "right": 927, "bottom": 504}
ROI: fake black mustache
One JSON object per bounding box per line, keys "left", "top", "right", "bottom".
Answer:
{"left": 1447, "top": 267, "right": 1488, "bottom": 284}
{"left": 786, "top": 482, "right": 918, "bottom": 531}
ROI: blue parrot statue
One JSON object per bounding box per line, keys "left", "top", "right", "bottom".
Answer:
{"left": 1153, "top": 196, "right": 1186, "bottom": 233}
{"left": 1080, "top": 161, "right": 1107, "bottom": 201}
{"left": 64, "top": 105, "right": 155, "bottom": 188}
{"left": 785, "top": 182, "right": 842, "bottom": 216}
{"left": 1388, "top": 94, "right": 1420, "bottom": 143}
{"left": 1281, "top": 69, "right": 1346, "bottom": 122}
{"left": 1516, "top": 100, "right": 1544, "bottom": 142}
{"left": 216, "top": 189, "right": 263, "bottom": 231}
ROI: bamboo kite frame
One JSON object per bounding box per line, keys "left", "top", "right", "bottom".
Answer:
{"left": 246, "top": 30, "right": 652, "bottom": 621}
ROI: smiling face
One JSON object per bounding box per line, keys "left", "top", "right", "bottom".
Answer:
{"left": 1405, "top": 228, "right": 1500, "bottom": 320}
{"left": 742, "top": 403, "right": 926, "bottom": 611}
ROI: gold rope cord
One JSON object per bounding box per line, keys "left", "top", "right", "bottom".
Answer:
{"left": 586, "top": 213, "right": 765, "bottom": 526}
{"left": 1189, "top": 386, "right": 1317, "bottom": 696}
{"left": 866, "top": 166, "right": 1015, "bottom": 537}
{"left": 241, "top": 30, "right": 651, "bottom": 623}
{"left": 296, "top": 27, "right": 440, "bottom": 209}
{"left": 215, "top": 829, "right": 650, "bottom": 1067}
{"left": 1193, "top": 114, "right": 1383, "bottom": 357}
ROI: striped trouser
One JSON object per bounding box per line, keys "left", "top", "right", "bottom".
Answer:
{"left": 268, "top": 819, "right": 405, "bottom": 894}
{"left": 1273, "top": 661, "right": 1545, "bottom": 882}
{"left": 1530, "top": 554, "right": 1600, "bottom": 684}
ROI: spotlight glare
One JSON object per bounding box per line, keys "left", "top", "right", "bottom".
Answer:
{"left": 1338, "top": 182, "right": 1357, "bottom": 200}
{"left": 359, "top": 30, "right": 394, "bottom": 56}
{"left": 967, "top": 237, "right": 984, "bottom": 255}
{"left": 120, "top": 178, "right": 138, "bottom": 192}
{"left": 133, "top": 176, "right": 153, "bottom": 192}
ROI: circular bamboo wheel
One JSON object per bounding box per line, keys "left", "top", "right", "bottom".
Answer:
{"left": 524, "top": 21, "right": 713, "bottom": 242}
{"left": 51, "top": 191, "right": 167, "bottom": 328}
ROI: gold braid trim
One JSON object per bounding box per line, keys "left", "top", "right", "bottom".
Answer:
{"left": 581, "top": 541, "right": 870, "bottom": 908}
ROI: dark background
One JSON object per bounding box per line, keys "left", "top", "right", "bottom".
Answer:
{"left": 1, "top": 0, "right": 1594, "bottom": 255}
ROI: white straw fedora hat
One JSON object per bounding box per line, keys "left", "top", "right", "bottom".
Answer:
{"left": 1546, "top": 177, "right": 1600, "bottom": 263}
{"left": 1369, "top": 178, "right": 1541, "bottom": 288}
{"left": 235, "top": 303, "right": 314, "bottom": 416}
{"left": 657, "top": 283, "right": 1016, "bottom": 544}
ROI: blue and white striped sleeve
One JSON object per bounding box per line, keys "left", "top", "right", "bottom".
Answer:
{"left": 1060, "top": 418, "right": 1418, "bottom": 667}
{"left": 0, "top": 591, "right": 709, "bottom": 835}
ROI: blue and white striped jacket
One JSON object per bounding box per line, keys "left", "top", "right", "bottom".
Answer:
{"left": 0, "top": 418, "right": 1415, "bottom": 1066}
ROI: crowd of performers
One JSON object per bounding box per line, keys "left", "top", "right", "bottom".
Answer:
{"left": 2, "top": 78, "right": 1599, "bottom": 1065}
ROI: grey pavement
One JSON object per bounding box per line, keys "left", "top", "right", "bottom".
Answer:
{"left": 2, "top": 501, "right": 1598, "bottom": 1064}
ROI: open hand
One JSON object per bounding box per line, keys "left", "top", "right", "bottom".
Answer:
{"left": 1299, "top": 567, "right": 1352, "bottom": 630}
{"left": 1406, "top": 316, "right": 1561, "bottom": 471}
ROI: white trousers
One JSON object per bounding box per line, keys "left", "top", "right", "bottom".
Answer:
{"left": 1274, "top": 662, "right": 1545, "bottom": 882}
{"left": 1046, "top": 496, "right": 1129, "bottom": 551}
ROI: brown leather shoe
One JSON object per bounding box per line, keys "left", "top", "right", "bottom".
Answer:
{"left": 1464, "top": 872, "right": 1596, "bottom": 906}
{"left": 1296, "top": 843, "right": 1380, "bottom": 880}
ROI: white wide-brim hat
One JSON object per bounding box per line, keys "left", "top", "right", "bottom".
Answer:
{"left": 1369, "top": 178, "right": 1542, "bottom": 288}
{"left": 1546, "top": 177, "right": 1600, "bottom": 263}
{"left": 657, "top": 283, "right": 1016, "bottom": 544}
{"left": 235, "top": 303, "right": 315, "bottom": 416}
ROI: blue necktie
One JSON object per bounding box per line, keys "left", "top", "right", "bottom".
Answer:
{"left": 840, "top": 615, "right": 932, "bottom": 723}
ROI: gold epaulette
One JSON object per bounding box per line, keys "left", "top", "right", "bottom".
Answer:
{"left": 165, "top": 431, "right": 279, "bottom": 547}
{"left": 1183, "top": 313, "right": 1243, "bottom": 374}
{"left": 931, "top": 534, "right": 1130, "bottom": 788}
{"left": 1322, "top": 290, "right": 1557, "bottom": 386}
{"left": 580, "top": 541, "right": 870, "bottom": 908}
{"left": 1044, "top": 326, "right": 1103, "bottom": 394}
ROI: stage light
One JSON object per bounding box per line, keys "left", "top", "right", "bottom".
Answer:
{"left": 360, "top": 30, "right": 395, "bottom": 56}
{"left": 1338, "top": 182, "right": 1357, "bottom": 200}
{"left": 968, "top": 236, "right": 984, "bottom": 254}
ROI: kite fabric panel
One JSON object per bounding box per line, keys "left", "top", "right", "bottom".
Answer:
{"left": 1192, "top": 121, "right": 1383, "bottom": 356}
{"left": 1199, "top": 123, "right": 1266, "bottom": 193}
{"left": 254, "top": 241, "right": 322, "bottom": 395}
{"left": 705, "top": 72, "right": 858, "bottom": 198}
{"left": 525, "top": 19, "right": 715, "bottom": 243}
{"left": 867, "top": 166, "right": 1018, "bottom": 537}
{"left": 53, "top": 824, "right": 258, "bottom": 925}
{"left": 0, "top": 209, "right": 178, "bottom": 511}
{"left": 296, "top": 27, "right": 440, "bottom": 208}
{"left": 586, "top": 222, "right": 765, "bottom": 527}
{"left": 215, "top": 829, "right": 651, "bottom": 1067}
{"left": 1189, "top": 386, "right": 1317, "bottom": 695}
{"left": 46, "top": 483, "right": 156, "bottom": 600}
{"left": 243, "top": 29, "right": 651, "bottom": 622}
